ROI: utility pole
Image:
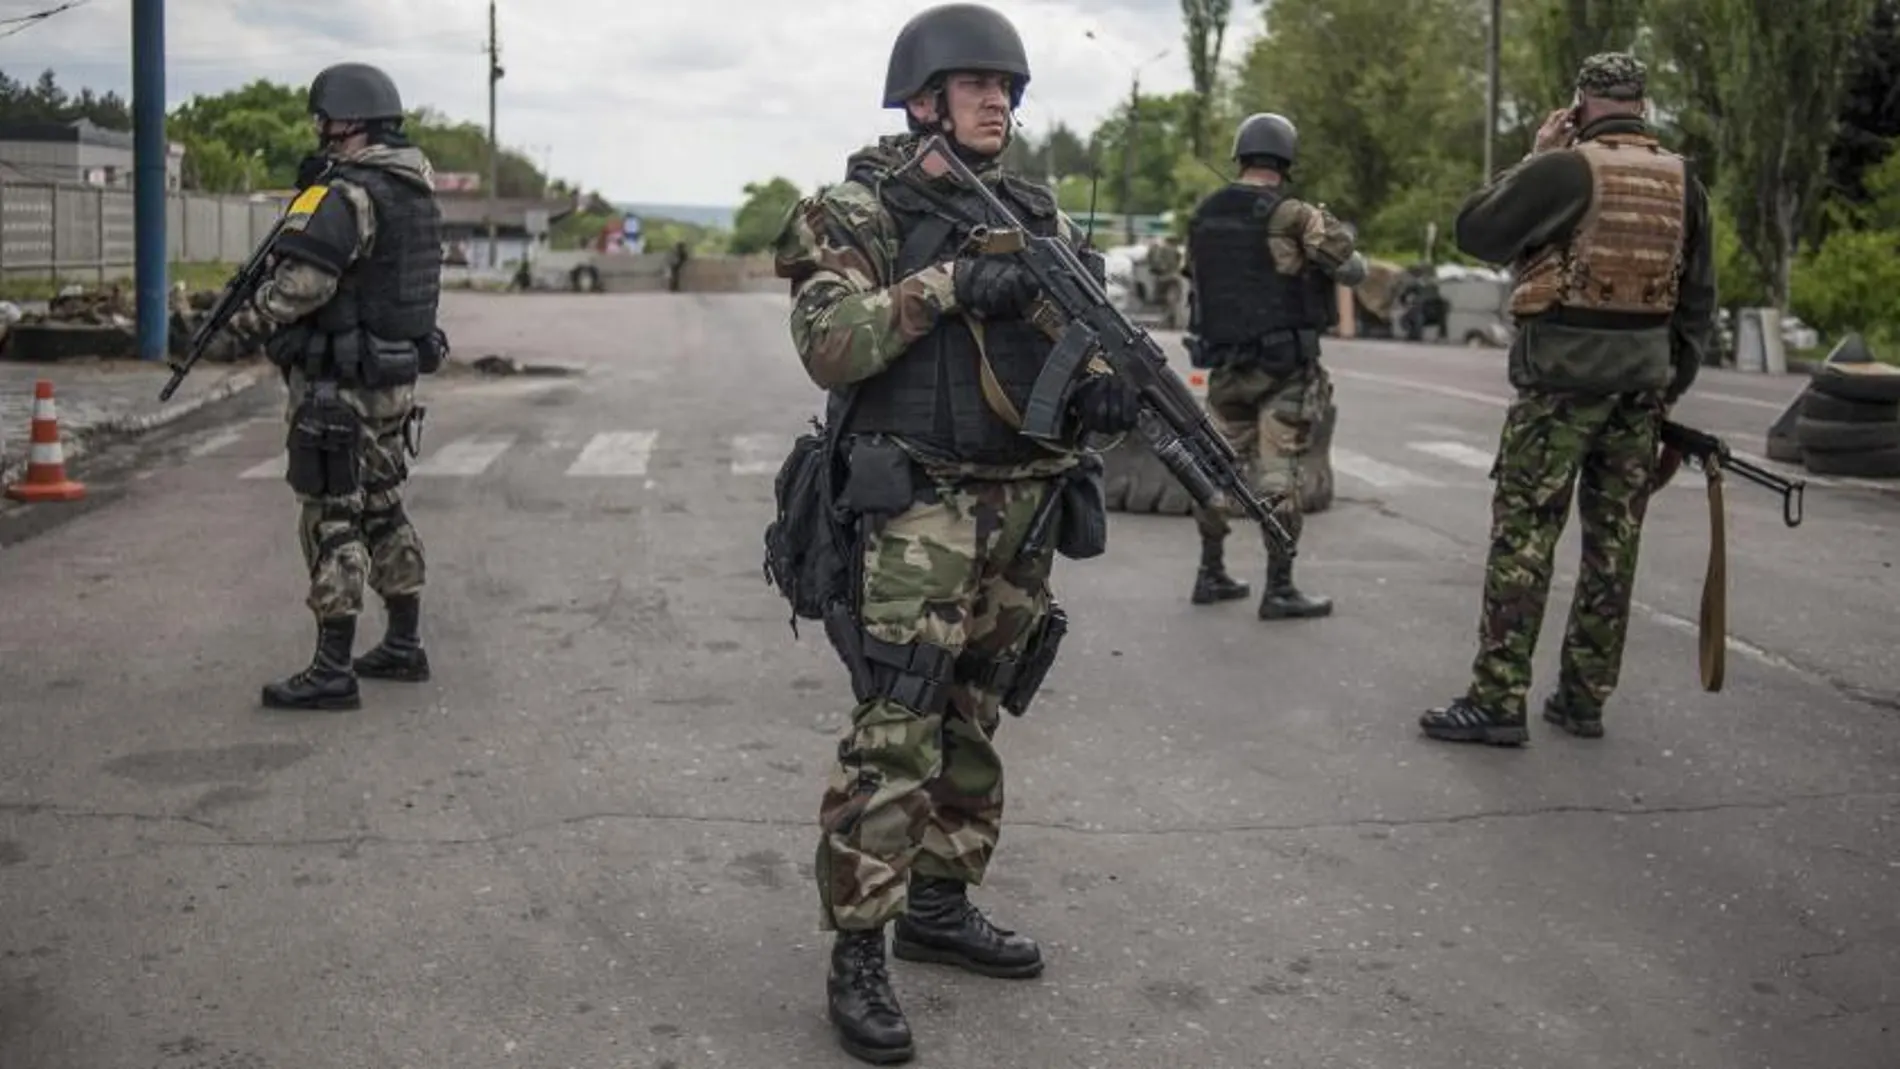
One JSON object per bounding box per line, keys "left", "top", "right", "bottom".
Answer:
{"left": 1484, "top": 0, "right": 1500, "bottom": 180}
{"left": 1122, "top": 73, "right": 1138, "bottom": 244}
{"left": 131, "top": 0, "right": 166, "bottom": 362}
{"left": 486, "top": 0, "right": 502, "bottom": 268}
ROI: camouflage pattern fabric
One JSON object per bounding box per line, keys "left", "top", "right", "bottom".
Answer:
{"left": 284, "top": 366, "right": 426, "bottom": 619}
{"left": 1465, "top": 389, "right": 1664, "bottom": 720}
{"left": 816, "top": 477, "right": 1056, "bottom": 931}
{"left": 772, "top": 131, "right": 1089, "bottom": 483}
{"left": 1575, "top": 52, "right": 1646, "bottom": 100}
{"left": 1191, "top": 361, "right": 1332, "bottom": 547}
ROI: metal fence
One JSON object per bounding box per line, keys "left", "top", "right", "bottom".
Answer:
{"left": 0, "top": 178, "right": 289, "bottom": 282}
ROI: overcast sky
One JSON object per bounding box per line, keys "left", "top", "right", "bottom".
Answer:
{"left": 2, "top": 0, "right": 1256, "bottom": 206}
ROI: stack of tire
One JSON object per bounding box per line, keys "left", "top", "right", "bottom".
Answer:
{"left": 1773, "top": 334, "right": 1900, "bottom": 478}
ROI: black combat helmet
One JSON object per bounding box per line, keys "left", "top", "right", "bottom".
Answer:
{"left": 883, "top": 3, "right": 1030, "bottom": 109}
{"left": 308, "top": 63, "right": 405, "bottom": 122}
{"left": 1232, "top": 112, "right": 1298, "bottom": 167}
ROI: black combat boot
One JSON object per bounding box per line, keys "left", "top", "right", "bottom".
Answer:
{"left": 261, "top": 616, "right": 361, "bottom": 711}
{"left": 1191, "top": 534, "right": 1251, "bottom": 605}
{"left": 827, "top": 927, "right": 915, "bottom": 1065}
{"left": 1257, "top": 553, "right": 1333, "bottom": 620}
{"left": 892, "top": 875, "right": 1044, "bottom": 979}
{"left": 1542, "top": 692, "right": 1605, "bottom": 738}
{"left": 353, "top": 593, "right": 430, "bottom": 681}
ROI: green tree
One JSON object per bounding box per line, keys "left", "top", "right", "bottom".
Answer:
{"left": 1180, "top": 0, "right": 1234, "bottom": 160}
{"left": 1713, "top": 0, "right": 1877, "bottom": 307}
{"left": 729, "top": 177, "right": 802, "bottom": 255}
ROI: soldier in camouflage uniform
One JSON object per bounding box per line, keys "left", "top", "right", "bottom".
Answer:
{"left": 1181, "top": 112, "right": 1366, "bottom": 619}
{"left": 771, "top": 4, "right": 1138, "bottom": 1062}
{"left": 1146, "top": 237, "right": 1184, "bottom": 328}
{"left": 1420, "top": 54, "right": 1717, "bottom": 745}
{"left": 251, "top": 63, "right": 446, "bottom": 712}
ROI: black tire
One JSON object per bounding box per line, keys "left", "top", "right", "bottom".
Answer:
{"left": 1809, "top": 366, "right": 1900, "bottom": 404}
{"left": 570, "top": 266, "right": 601, "bottom": 293}
{"left": 1803, "top": 445, "right": 1900, "bottom": 477}
{"left": 1101, "top": 403, "right": 1336, "bottom": 516}
{"left": 1764, "top": 430, "right": 1803, "bottom": 464}
{"left": 1798, "top": 390, "right": 1899, "bottom": 423}
{"left": 1793, "top": 417, "right": 1900, "bottom": 453}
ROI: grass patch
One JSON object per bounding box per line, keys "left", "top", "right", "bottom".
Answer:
{"left": 0, "top": 262, "right": 240, "bottom": 303}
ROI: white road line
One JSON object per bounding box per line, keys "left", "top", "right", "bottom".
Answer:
{"left": 1693, "top": 390, "right": 1791, "bottom": 411}
{"left": 1332, "top": 448, "right": 1446, "bottom": 489}
{"left": 730, "top": 433, "right": 786, "bottom": 475}
{"left": 1331, "top": 368, "right": 1509, "bottom": 407}
{"left": 239, "top": 455, "right": 285, "bottom": 479}
{"left": 412, "top": 435, "right": 515, "bottom": 476}
{"left": 1410, "top": 441, "right": 1496, "bottom": 470}
{"left": 188, "top": 427, "right": 245, "bottom": 457}
{"left": 565, "top": 431, "right": 657, "bottom": 476}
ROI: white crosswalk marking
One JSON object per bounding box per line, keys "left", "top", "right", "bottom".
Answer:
{"left": 189, "top": 427, "right": 246, "bottom": 458}
{"left": 730, "top": 433, "right": 786, "bottom": 475}
{"left": 1409, "top": 441, "right": 1495, "bottom": 470}
{"left": 1332, "top": 448, "right": 1445, "bottom": 489}
{"left": 240, "top": 455, "right": 286, "bottom": 479}
{"left": 411, "top": 435, "right": 515, "bottom": 476}
{"left": 566, "top": 431, "right": 657, "bottom": 476}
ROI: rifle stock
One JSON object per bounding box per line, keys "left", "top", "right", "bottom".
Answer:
{"left": 1660, "top": 420, "right": 1805, "bottom": 527}
{"left": 895, "top": 136, "right": 1298, "bottom": 558}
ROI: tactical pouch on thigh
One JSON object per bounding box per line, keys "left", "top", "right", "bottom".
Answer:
{"left": 1053, "top": 457, "right": 1108, "bottom": 560}
{"left": 765, "top": 423, "right": 855, "bottom": 624}
{"left": 1185, "top": 334, "right": 1217, "bottom": 370}
{"left": 1000, "top": 601, "right": 1068, "bottom": 717}
{"left": 285, "top": 384, "right": 360, "bottom": 497}
{"left": 417, "top": 327, "right": 450, "bottom": 374}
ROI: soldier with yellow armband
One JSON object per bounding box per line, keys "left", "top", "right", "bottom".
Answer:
{"left": 251, "top": 62, "right": 449, "bottom": 712}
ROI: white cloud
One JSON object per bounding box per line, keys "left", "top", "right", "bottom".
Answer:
{"left": 1, "top": 0, "right": 1258, "bottom": 207}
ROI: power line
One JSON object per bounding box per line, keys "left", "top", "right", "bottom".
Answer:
{"left": 0, "top": 0, "right": 93, "bottom": 38}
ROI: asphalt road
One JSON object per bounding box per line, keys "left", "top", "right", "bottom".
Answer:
{"left": 1, "top": 291, "right": 1894, "bottom": 1069}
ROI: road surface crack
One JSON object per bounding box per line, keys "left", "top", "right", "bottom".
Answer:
{"left": 8, "top": 790, "right": 1889, "bottom": 854}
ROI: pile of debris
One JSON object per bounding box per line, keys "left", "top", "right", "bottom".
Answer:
{"left": 0, "top": 282, "right": 269, "bottom": 364}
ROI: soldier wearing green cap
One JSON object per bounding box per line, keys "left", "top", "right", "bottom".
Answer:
{"left": 1418, "top": 51, "right": 1719, "bottom": 746}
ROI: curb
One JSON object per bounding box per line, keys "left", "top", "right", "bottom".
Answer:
{"left": 0, "top": 364, "right": 268, "bottom": 492}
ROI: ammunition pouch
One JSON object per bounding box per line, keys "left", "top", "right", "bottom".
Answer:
{"left": 265, "top": 325, "right": 310, "bottom": 372}
{"left": 997, "top": 602, "right": 1068, "bottom": 717}
{"left": 285, "top": 382, "right": 360, "bottom": 497}
{"left": 1052, "top": 457, "right": 1108, "bottom": 560}
{"left": 838, "top": 435, "right": 919, "bottom": 517}
{"left": 361, "top": 333, "right": 422, "bottom": 388}
{"left": 823, "top": 606, "right": 958, "bottom": 717}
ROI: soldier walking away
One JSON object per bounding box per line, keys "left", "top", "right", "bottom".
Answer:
{"left": 770, "top": 3, "right": 1138, "bottom": 1062}
{"left": 1181, "top": 112, "right": 1365, "bottom": 620}
{"left": 1419, "top": 53, "right": 1717, "bottom": 746}
{"left": 666, "top": 240, "right": 690, "bottom": 292}
{"left": 250, "top": 62, "right": 450, "bottom": 711}
{"left": 1146, "top": 236, "right": 1183, "bottom": 328}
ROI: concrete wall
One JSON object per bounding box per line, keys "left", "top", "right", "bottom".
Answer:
{"left": 0, "top": 177, "right": 286, "bottom": 281}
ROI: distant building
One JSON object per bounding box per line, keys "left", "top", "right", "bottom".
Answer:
{"left": 437, "top": 192, "right": 582, "bottom": 267}
{"left": 0, "top": 119, "right": 185, "bottom": 190}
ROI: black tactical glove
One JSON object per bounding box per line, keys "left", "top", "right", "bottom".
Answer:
{"left": 1070, "top": 374, "right": 1140, "bottom": 434}
{"left": 954, "top": 257, "right": 1042, "bottom": 318}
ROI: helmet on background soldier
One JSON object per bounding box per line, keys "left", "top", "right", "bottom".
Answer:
{"left": 882, "top": 3, "right": 1031, "bottom": 110}
{"left": 1231, "top": 112, "right": 1298, "bottom": 171}
{"left": 308, "top": 63, "right": 405, "bottom": 123}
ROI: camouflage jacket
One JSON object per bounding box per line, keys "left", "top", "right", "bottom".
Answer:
{"left": 772, "top": 132, "right": 1099, "bottom": 480}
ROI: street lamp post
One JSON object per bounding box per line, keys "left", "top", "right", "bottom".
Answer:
{"left": 1084, "top": 31, "right": 1168, "bottom": 245}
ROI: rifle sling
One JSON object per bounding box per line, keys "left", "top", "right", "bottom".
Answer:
{"left": 1697, "top": 465, "right": 1727, "bottom": 692}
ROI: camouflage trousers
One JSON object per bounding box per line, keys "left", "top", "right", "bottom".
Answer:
{"left": 816, "top": 476, "right": 1057, "bottom": 931}
{"left": 284, "top": 368, "right": 427, "bottom": 620}
{"left": 1466, "top": 389, "right": 1665, "bottom": 720}
{"left": 1191, "top": 361, "right": 1332, "bottom": 552}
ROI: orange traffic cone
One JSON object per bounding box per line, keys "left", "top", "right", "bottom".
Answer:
{"left": 5, "top": 379, "right": 86, "bottom": 503}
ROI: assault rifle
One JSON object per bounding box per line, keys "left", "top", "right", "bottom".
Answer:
{"left": 892, "top": 135, "right": 1297, "bottom": 558}
{"left": 159, "top": 164, "right": 334, "bottom": 402}
{"left": 1655, "top": 420, "right": 1806, "bottom": 694}
{"left": 1660, "top": 420, "right": 1805, "bottom": 527}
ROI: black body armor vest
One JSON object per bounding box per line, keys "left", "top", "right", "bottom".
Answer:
{"left": 313, "top": 163, "right": 443, "bottom": 342}
{"left": 1188, "top": 183, "right": 1335, "bottom": 347}
{"left": 840, "top": 165, "right": 1062, "bottom": 466}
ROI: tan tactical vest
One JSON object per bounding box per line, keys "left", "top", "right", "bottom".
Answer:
{"left": 1510, "top": 132, "right": 1688, "bottom": 318}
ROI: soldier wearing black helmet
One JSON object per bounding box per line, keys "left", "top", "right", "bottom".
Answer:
{"left": 770, "top": 3, "right": 1136, "bottom": 1063}
{"left": 252, "top": 62, "right": 447, "bottom": 713}
{"left": 1182, "top": 111, "right": 1365, "bottom": 621}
